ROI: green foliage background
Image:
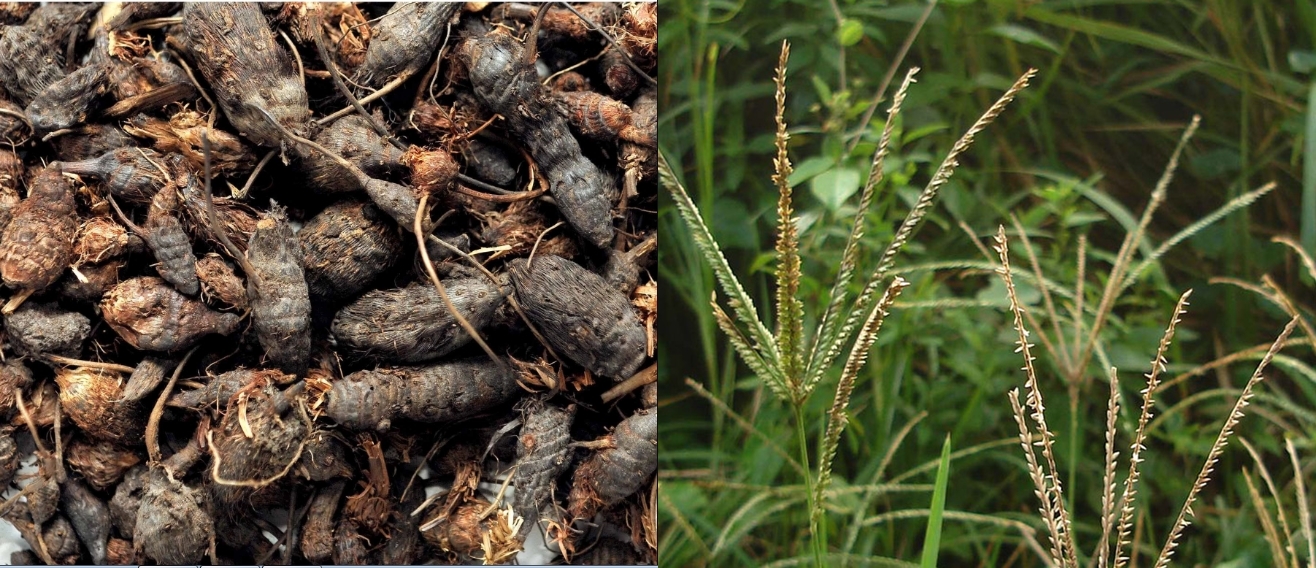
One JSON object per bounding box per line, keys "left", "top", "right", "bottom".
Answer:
{"left": 658, "top": 0, "right": 1316, "bottom": 565}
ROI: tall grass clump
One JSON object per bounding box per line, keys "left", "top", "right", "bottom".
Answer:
{"left": 661, "top": 39, "right": 1037, "bottom": 566}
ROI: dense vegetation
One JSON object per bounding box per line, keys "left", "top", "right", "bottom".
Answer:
{"left": 658, "top": 1, "right": 1316, "bottom": 565}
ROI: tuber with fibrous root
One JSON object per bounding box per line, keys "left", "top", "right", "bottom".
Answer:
{"left": 299, "top": 114, "right": 406, "bottom": 194}
{"left": 509, "top": 255, "right": 648, "bottom": 380}
{"left": 331, "top": 278, "right": 507, "bottom": 364}
{"left": 323, "top": 358, "right": 520, "bottom": 432}
{"left": 101, "top": 276, "right": 242, "bottom": 352}
{"left": 205, "top": 379, "right": 310, "bottom": 513}
{"left": 110, "top": 184, "right": 201, "bottom": 296}
{"left": 299, "top": 200, "right": 403, "bottom": 302}
{"left": 167, "top": 367, "right": 289, "bottom": 411}
{"left": 179, "top": 2, "right": 309, "bottom": 148}
{"left": 123, "top": 111, "right": 255, "bottom": 176}
{"left": 354, "top": 2, "right": 459, "bottom": 89}
{"left": 0, "top": 167, "right": 78, "bottom": 312}
{"left": 567, "top": 409, "right": 656, "bottom": 521}
{"left": 56, "top": 366, "right": 144, "bottom": 445}
{"left": 460, "top": 32, "right": 617, "bottom": 249}
{"left": 25, "top": 61, "right": 112, "bottom": 137}
{"left": 56, "top": 147, "right": 168, "bottom": 204}
{"left": 511, "top": 398, "right": 575, "bottom": 542}
{"left": 66, "top": 437, "right": 141, "bottom": 491}
{"left": 194, "top": 252, "right": 247, "bottom": 310}
{"left": 135, "top": 417, "right": 215, "bottom": 565}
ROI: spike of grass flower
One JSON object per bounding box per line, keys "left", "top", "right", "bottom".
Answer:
{"left": 662, "top": 38, "right": 1036, "bottom": 567}
{"left": 994, "top": 226, "right": 1299, "bottom": 568}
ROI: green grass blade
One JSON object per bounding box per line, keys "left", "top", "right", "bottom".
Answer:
{"left": 1303, "top": 80, "right": 1316, "bottom": 257}
{"left": 919, "top": 435, "right": 952, "bottom": 568}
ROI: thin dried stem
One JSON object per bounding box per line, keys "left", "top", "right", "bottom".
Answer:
{"left": 770, "top": 41, "right": 804, "bottom": 394}
{"left": 812, "top": 278, "right": 909, "bottom": 535}
{"left": 1077, "top": 116, "right": 1199, "bottom": 384}
{"left": 995, "top": 226, "right": 1078, "bottom": 567}
{"left": 1239, "top": 437, "right": 1296, "bottom": 566}
{"left": 1287, "top": 437, "right": 1315, "bottom": 568}
{"left": 147, "top": 347, "right": 198, "bottom": 464}
{"left": 1112, "top": 290, "right": 1192, "bottom": 568}
{"left": 1153, "top": 316, "right": 1298, "bottom": 567}
{"left": 1010, "top": 214, "right": 1073, "bottom": 374}
{"left": 1094, "top": 367, "right": 1121, "bottom": 568}
{"left": 414, "top": 193, "right": 502, "bottom": 367}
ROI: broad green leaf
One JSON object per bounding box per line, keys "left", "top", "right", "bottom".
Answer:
{"left": 811, "top": 167, "right": 863, "bottom": 212}
{"left": 789, "top": 156, "right": 838, "bottom": 188}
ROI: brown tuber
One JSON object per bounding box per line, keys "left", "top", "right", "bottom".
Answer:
{"left": 56, "top": 367, "right": 145, "bottom": 445}
{"left": 243, "top": 204, "right": 312, "bottom": 375}
{"left": 324, "top": 358, "right": 520, "bottom": 432}
{"left": 0, "top": 167, "right": 78, "bottom": 303}
{"left": 331, "top": 278, "right": 507, "bottom": 364}
{"left": 4, "top": 301, "right": 90, "bottom": 357}
{"left": 299, "top": 200, "right": 403, "bottom": 303}
{"left": 101, "top": 275, "right": 242, "bottom": 352}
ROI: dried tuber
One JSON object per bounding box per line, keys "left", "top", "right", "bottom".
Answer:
{"left": 180, "top": 2, "right": 309, "bottom": 148}
{"left": 101, "top": 275, "right": 242, "bottom": 352}
{"left": 509, "top": 255, "right": 648, "bottom": 380}
{"left": 568, "top": 409, "right": 657, "bottom": 521}
{"left": 511, "top": 399, "right": 575, "bottom": 540}
{"left": 4, "top": 302, "right": 90, "bottom": 357}
{"left": 324, "top": 358, "right": 519, "bottom": 432}
{"left": 0, "top": 167, "right": 78, "bottom": 303}
{"left": 354, "top": 2, "right": 459, "bottom": 89}
{"left": 56, "top": 147, "right": 168, "bottom": 204}
{"left": 243, "top": 204, "right": 312, "bottom": 375}
{"left": 460, "top": 32, "right": 617, "bottom": 249}
{"left": 60, "top": 476, "right": 112, "bottom": 565}
{"left": 56, "top": 366, "right": 144, "bottom": 445}
{"left": 331, "top": 278, "right": 506, "bottom": 364}
{"left": 300, "top": 200, "right": 403, "bottom": 302}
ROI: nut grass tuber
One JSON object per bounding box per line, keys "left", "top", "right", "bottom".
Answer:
{"left": 101, "top": 276, "right": 242, "bottom": 352}
{"left": 299, "top": 200, "right": 403, "bottom": 302}
{"left": 511, "top": 399, "right": 575, "bottom": 540}
{"left": 509, "top": 255, "right": 647, "bottom": 380}
{"left": 460, "top": 33, "right": 616, "bottom": 249}
{"left": 355, "top": 2, "right": 459, "bottom": 89}
{"left": 206, "top": 379, "right": 309, "bottom": 510}
{"left": 195, "top": 252, "right": 247, "bottom": 310}
{"left": 244, "top": 204, "right": 312, "bottom": 375}
{"left": 180, "top": 2, "right": 309, "bottom": 147}
{"left": 25, "top": 61, "right": 111, "bottom": 137}
{"left": 5, "top": 302, "right": 91, "bottom": 357}
{"left": 324, "top": 359, "right": 520, "bottom": 432}
{"left": 299, "top": 114, "right": 405, "bottom": 194}
{"left": 67, "top": 437, "right": 141, "bottom": 491}
{"left": 135, "top": 422, "right": 215, "bottom": 565}
{"left": 118, "top": 356, "right": 170, "bottom": 404}
{"left": 0, "top": 167, "right": 78, "bottom": 305}
{"left": 331, "top": 278, "right": 506, "bottom": 364}
{"left": 60, "top": 476, "right": 111, "bottom": 565}
{"left": 56, "top": 147, "right": 168, "bottom": 204}
{"left": 56, "top": 367, "right": 144, "bottom": 445}
{"left": 111, "top": 186, "right": 201, "bottom": 296}
{"left": 300, "top": 478, "right": 347, "bottom": 564}
{"left": 166, "top": 367, "right": 288, "bottom": 410}
{"left": 0, "top": 24, "right": 67, "bottom": 106}
{"left": 73, "top": 215, "right": 135, "bottom": 265}
{"left": 567, "top": 409, "right": 656, "bottom": 521}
